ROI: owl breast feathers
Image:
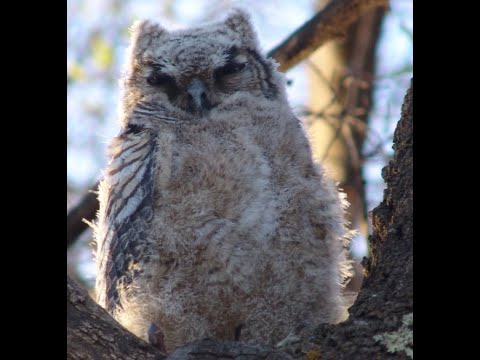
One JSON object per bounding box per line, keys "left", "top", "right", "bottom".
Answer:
{"left": 94, "top": 9, "right": 352, "bottom": 353}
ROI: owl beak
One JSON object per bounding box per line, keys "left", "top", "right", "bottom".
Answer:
{"left": 187, "top": 78, "right": 212, "bottom": 115}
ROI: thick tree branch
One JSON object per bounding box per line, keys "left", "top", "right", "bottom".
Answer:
{"left": 268, "top": 0, "right": 388, "bottom": 72}
{"left": 167, "top": 339, "right": 292, "bottom": 360}
{"left": 67, "top": 275, "right": 167, "bottom": 360}
{"left": 66, "top": 0, "right": 390, "bottom": 248}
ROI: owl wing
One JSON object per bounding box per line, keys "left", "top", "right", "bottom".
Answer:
{"left": 96, "top": 125, "right": 157, "bottom": 311}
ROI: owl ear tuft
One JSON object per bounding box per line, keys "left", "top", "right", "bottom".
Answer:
{"left": 128, "top": 20, "right": 167, "bottom": 57}
{"left": 224, "top": 9, "right": 259, "bottom": 49}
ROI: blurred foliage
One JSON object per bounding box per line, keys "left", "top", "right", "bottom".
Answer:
{"left": 92, "top": 35, "right": 114, "bottom": 70}
{"left": 68, "top": 62, "right": 86, "bottom": 82}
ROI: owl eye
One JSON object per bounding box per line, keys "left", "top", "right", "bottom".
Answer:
{"left": 146, "top": 73, "right": 178, "bottom": 100}
{"left": 215, "top": 62, "right": 246, "bottom": 78}
{"left": 147, "top": 73, "right": 176, "bottom": 87}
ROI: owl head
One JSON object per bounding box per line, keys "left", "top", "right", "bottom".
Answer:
{"left": 120, "top": 9, "right": 286, "bottom": 119}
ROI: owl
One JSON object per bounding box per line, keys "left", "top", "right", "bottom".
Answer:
{"left": 94, "top": 9, "right": 352, "bottom": 354}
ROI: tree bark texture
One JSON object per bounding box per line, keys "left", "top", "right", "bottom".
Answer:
{"left": 67, "top": 276, "right": 166, "bottom": 360}
{"left": 67, "top": 79, "right": 413, "bottom": 360}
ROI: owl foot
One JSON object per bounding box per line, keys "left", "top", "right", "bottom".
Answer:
{"left": 147, "top": 322, "right": 167, "bottom": 354}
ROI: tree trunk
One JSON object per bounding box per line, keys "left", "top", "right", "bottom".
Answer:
{"left": 306, "top": 0, "right": 385, "bottom": 293}
{"left": 67, "top": 79, "right": 413, "bottom": 360}
{"left": 307, "top": 2, "right": 384, "bottom": 235}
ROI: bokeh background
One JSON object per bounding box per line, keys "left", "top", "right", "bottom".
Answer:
{"left": 67, "top": 0, "right": 412, "bottom": 293}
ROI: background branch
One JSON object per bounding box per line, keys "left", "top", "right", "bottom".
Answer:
{"left": 67, "top": 182, "right": 99, "bottom": 248}
{"left": 268, "top": 0, "right": 388, "bottom": 72}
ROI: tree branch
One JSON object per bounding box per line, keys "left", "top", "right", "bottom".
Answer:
{"left": 67, "top": 275, "right": 167, "bottom": 360}
{"left": 268, "top": 0, "right": 388, "bottom": 72}
{"left": 67, "top": 182, "right": 99, "bottom": 248}
{"left": 167, "top": 339, "right": 292, "bottom": 360}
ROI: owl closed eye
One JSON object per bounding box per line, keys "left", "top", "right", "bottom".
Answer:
{"left": 121, "top": 17, "right": 279, "bottom": 120}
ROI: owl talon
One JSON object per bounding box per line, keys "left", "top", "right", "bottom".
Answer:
{"left": 147, "top": 322, "right": 167, "bottom": 354}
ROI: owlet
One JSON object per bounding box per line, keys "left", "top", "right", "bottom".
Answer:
{"left": 94, "top": 9, "right": 352, "bottom": 354}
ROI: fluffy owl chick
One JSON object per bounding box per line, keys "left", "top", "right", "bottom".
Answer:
{"left": 94, "top": 9, "right": 352, "bottom": 353}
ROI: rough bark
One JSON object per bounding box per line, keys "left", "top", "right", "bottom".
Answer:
{"left": 167, "top": 339, "right": 292, "bottom": 360}
{"left": 66, "top": 0, "right": 389, "bottom": 248}
{"left": 67, "top": 276, "right": 167, "bottom": 360}
{"left": 67, "top": 80, "right": 413, "bottom": 360}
